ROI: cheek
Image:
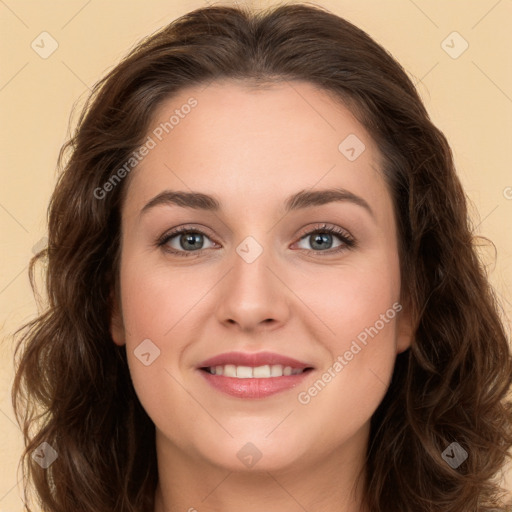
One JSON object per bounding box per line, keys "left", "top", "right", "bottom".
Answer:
{"left": 117, "top": 255, "right": 214, "bottom": 428}
{"left": 290, "top": 254, "right": 401, "bottom": 433}
{"left": 293, "top": 248, "right": 401, "bottom": 350}
{"left": 118, "top": 254, "right": 204, "bottom": 340}
{"left": 293, "top": 308, "right": 399, "bottom": 455}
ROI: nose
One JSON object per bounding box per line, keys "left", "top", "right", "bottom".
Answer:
{"left": 215, "top": 240, "right": 291, "bottom": 333}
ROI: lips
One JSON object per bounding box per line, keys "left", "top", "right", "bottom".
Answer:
{"left": 196, "top": 351, "right": 315, "bottom": 399}
{"left": 197, "top": 351, "right": 314, "bottom": 370}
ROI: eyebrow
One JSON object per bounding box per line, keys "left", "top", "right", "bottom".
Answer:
{"left": 140, "top": 187, "right": 374, "bottom": 218}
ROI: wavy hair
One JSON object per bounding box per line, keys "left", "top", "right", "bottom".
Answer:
{"left": 12, "top": 3, "right": 512, "bottom": 511}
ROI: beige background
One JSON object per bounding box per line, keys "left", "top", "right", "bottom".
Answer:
{"left": 1, "top": 0, "right": 511, "bottom": 509}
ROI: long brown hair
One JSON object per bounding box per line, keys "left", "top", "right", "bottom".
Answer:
{"left": 12, "top": 3, "right": 512, "bottom": 511}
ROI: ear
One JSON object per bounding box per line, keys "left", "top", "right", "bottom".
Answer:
{"left": 395, "top": 299, "right": 414, "bottom": 354}
{"left": 110, "top": 290, "right": 126, "bottom": 347}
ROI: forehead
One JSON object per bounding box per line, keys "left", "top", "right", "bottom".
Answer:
{"left": 123, "top": 79, "right": 389, "bottom": 218}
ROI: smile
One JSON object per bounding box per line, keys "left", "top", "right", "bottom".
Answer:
{"left": 201, "top": 364, "right": 309, "bottom": 378}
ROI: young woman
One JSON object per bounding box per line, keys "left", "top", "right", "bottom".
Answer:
{"left": 12, "top": 3, "right": 512, "bottom": 511}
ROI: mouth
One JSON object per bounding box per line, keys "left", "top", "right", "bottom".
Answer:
{"left": 196, "top": 351, "right": 315, "bottom": 399}
{"left": 199, "top": 364, "right": 313, "bottom": 378}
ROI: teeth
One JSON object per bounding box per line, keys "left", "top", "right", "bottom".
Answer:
{"left": 206, "top": 364, "right": 305, "bottom": 378}
{"left": 236, "top": 365, "right": 253, "bottom": 378}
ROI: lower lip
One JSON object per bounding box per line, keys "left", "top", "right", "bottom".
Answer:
{"left": 198, "top": 369, "right": 313, "bottom": 399}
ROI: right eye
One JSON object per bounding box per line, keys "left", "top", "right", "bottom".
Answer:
{"left": 157, "top": 226, "right": 217, "bottom": 257}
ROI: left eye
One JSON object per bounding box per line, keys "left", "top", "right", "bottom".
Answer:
{"left": 295, "top": 230, "right": 345, "bottom": 251}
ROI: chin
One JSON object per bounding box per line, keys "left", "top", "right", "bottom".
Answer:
{"left": 198, "top": 435, "right": 307, "bottom": 473}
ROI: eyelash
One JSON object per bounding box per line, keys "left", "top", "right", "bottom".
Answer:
{"left": 156, "top": 223, "right": 357, "bottom": 258}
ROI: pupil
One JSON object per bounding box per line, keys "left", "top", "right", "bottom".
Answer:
{"left": 182, "top": 233, "right": 202, "bottom": 250}
{"left": 311, "top": 233, "right": 332, "bottom": 250}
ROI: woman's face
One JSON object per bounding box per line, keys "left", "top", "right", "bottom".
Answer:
{"left": 111, "top": 79, "right": 411, "bottom": 473}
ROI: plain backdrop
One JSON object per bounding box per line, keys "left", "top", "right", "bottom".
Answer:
{"left": 1, "top": 0, "right": 511, "bottom": 509}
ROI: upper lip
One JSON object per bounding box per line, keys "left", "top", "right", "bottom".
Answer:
{"left": 198, "top": 351, "right": 314, "bottom": 370}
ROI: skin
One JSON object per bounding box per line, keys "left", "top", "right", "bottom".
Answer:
{"left": 110, "top": 79, "right": 412, "bottom": 512}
